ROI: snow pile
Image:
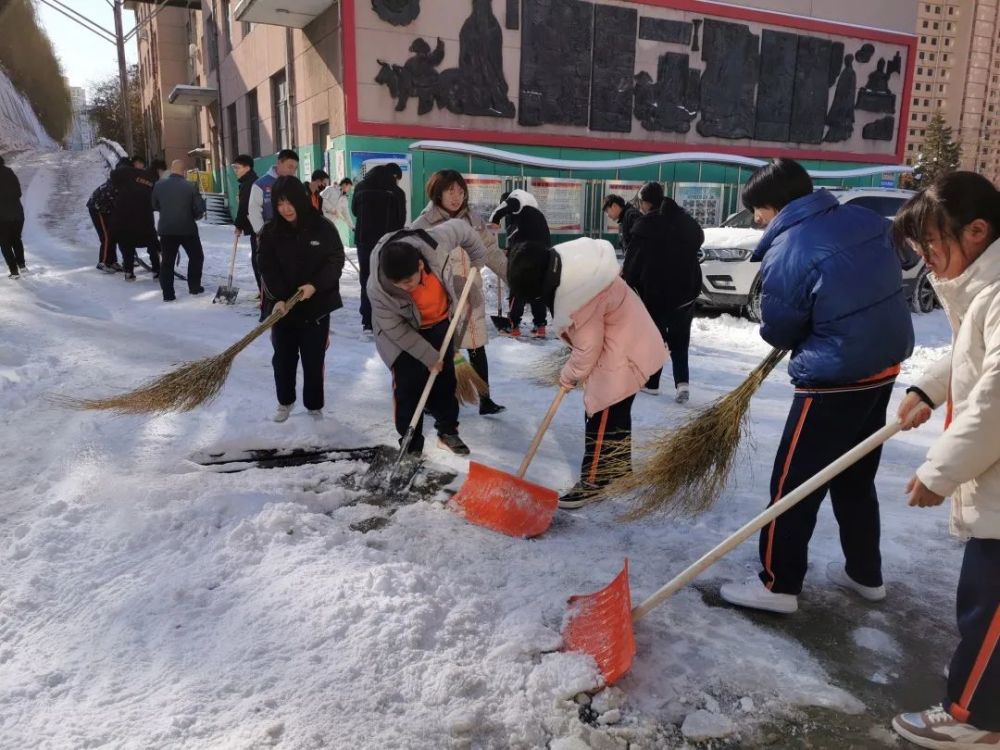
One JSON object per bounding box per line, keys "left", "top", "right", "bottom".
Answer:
{"left": 0, "top": 146, "right": 964, "bottom": 748}
{"left": 0, "top": 66, "right": 57, "bottom": 155}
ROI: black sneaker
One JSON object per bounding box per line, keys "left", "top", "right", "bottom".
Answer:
{"left": 558, "top": 482, "right": 600, "bottom": 510}
{"left": 124, "top": 273, "right": 136, "bottom": 282}
{"left": 17, "top": 264, "right": 26, "bottom": 271}
{"left": 110, "top": 262, "right": 123, "bottom": 272}
{"left": 163, "top": 295, "right": 176, "bottom": 302}
{"left": 96, "top": 263, "right": 106, "bottom": 271}
{"left": 479, "top": 396, "right": 506, "bottom": 416}
{"left": 190, "top": 286, "right": 205, "bottom": 295}
{"left": 8, "top": 272, "right": 20, "bottom": 280}
{"left": 437, "top": 433, "right": 470, "bottom": 456}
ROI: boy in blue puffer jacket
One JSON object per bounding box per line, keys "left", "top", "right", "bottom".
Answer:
{"left": 720, "top": 158, "right": 915, "bottom": 615}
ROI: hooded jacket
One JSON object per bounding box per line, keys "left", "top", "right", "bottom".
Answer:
{"left": 235, "top": 168, "right": 259, "bottom": 234}
{"left": 913, "top": 238, "right": 1000, "bottom": 540}
{"left": 110, "top": 166, "right": 157, "bottom": 245}
{"left": 257, "top": 190, "right": 345, "bottom": 324}
{"left": 752, "top": 189, "right": 914, "bottom": 386}
{"left": 351, "top": 165, "right": 407, "bottom": 249}
{"left": 0, "top": 161, "right": 23, "bottom": 223}
{"left": 248, "top": 166, "right": 279, "bottom": 235}
{"left": 408, "top": 201, "right": 498, "bottom": 350}
{"left": 368, "top": 219, "right": 507, "bottom": 369}
{"left": 489, "top": 190, "right": 552, "bottom": 247}
{"left": 618, "top": 203, "right": 641, "bottom": 260}
{"left": 622, "top": 197, "right": 704, "bottom": 317}
{"left": 554, "top": 238, "right": 667, "bottom": 416}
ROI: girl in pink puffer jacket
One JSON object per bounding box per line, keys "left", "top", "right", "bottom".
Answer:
{"left": 507, "top": 237, "right": 666, "bottom": 508}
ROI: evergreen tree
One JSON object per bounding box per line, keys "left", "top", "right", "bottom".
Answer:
{"left": 913, "top": 111, "right": 962, "bottom": 187}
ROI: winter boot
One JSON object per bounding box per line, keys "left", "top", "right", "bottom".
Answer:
{"left": 307, "top": 409, "right": 323, "bottom": 420}
{"left": 124, "top": 272, "right": 136, "bottom": 282}
{"left": 273, "top": 404, "right": 292, "bottom": 423}
{"left": 437, "top": 432, "right": 470, "bottom": 456}
{"left": 719, "top": 577, "right": 798, "bottom": 614}
{"left": 479, "top": 396, "right": 506, "bottom": 416}
{"left": 892, "top": 705, "right": 1000, "bottom": 748}
{"left": 558, "top": 481, "right": 600, "bottom": 510}
{"left": 532, "top": 325, "right": 547, "bottom": 339}
{"left": 675, "top": 383, "right": 690, "bottom": 403}
{"left": 826, "top": 562, "right": 886, "bottom": 602}
{"left": 8, "top": 272, "right": 21, "bottom": 280}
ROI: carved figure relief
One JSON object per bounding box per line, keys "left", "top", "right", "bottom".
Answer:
{"left": 634, "top": 53, "right": 700, "bottom": 133}
{"left": 824, "top": 54, "right": 857, "bottom": 142}
{"left": 590, "top": 3, "right": 637, "bottom": 132}
{"left": 855, "top": 43, "right": 875, "bottom": 64}
{"left": 856, "top": 57, "right": 897, "bottom": 114}
{"left": 697, "top": 19, "right": 759, "bottom": 139}
{"left": 862, "top": 115, "right": 895, "bottom": 141}
{"left": 372, "top": 0, "right": 420, "bottom": 26}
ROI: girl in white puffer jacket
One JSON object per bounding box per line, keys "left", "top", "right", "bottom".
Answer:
{"left": 891, "top": 172, "right": 1000, "bottom": 749}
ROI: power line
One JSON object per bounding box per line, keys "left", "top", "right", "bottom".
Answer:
{"left": 36, "top": 0, "right": 116, "bottom": 44}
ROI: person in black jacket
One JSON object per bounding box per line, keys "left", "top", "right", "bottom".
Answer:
{"left": 231, "top": 154, "right": 260, "bottom": 290}
{"left": 0, "top": 155, "right": 25, "bottom": 279}
{"left": 258, "top": 176, "right": 346, "bottom": 422}
{"left": 622, "top": 182, "right": 704, "bottom": 403}
{"left": 351, "top": 163, "right": 407, "bottom": 333}
{"left": 602, "top": 194, "right": 640, "bottom": 262}
{"left": 489, "top": 189, "right": 550, "bottom": 336}
{"left": 87, "top": 175, "right": 121, "bottom": 271}
{"left": 111, "top": 162, "right": 161, "bottom": 280}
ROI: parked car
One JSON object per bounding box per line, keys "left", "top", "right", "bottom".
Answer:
{"left": 697, "top": 187, "right": 937, "bottom": 320}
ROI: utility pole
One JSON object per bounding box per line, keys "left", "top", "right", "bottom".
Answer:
{"left": 112, "top": 0, "right": 135, "bottom": 156}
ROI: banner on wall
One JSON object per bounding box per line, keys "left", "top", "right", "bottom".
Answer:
{"left": 674, "top": 183, "right": 726, "bottom": 228}
{"left": 602, "top": 180, "right": 646, "bottom": 233}
{"left": 527, "top": 177, "right": 586, "bottom": 233}
{"left": 465, "top": 175, "right": 506, "bottom": 223}
{"left": 349, "top": 150, "right": 413, "bottom": 217}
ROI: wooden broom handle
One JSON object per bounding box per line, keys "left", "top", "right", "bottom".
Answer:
{"left": 260, "top": 288, "right": 305, "bottom": 327}
{"left": 631, "top": 418, "right": 905, "bottom": 622}
{"left": 517, "top": 387, "right": 569, "bottom": 477}
{"left": 404, "top": 267, "right": 481, "bottom": 434}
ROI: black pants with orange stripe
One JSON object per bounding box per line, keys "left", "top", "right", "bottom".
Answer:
{"left": 89, "top": 208, "right": 118, "bottom": 266}
{"left": 391, "top": 319, "right": 459, "bottom": 452}
{"left": 946, "top": 538, "right": 1000, "bottom": 730}
{"left": 581, "top": 395, "right": 635, "bottom": 487}
{"left": 759, "top": 382, "right": 893, "bottom": 595}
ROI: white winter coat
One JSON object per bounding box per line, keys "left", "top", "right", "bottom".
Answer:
{"left": 914, "top": 237, "right": 1000, "bottom": 540}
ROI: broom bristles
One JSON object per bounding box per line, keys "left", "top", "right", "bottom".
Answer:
{"left": 455, "top": 356, "right": 489, "bottom": 406}
{"left": 595, "top": 348, "right": 788, "bottom": 520}
{"left": 52, "top": 291, "right": 304, "bottom": 414}
{"left": 532, "top": 345, "right": 572, "bottom": 387}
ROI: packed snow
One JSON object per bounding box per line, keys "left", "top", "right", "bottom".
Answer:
{"left": 1, "top": 146, "right": 961, "bottom": 748}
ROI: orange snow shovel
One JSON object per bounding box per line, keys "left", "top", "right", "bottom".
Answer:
{"left": 453, "top": 387, "right": 569, "bottom": 537}
{"left": 563, "top": 417, "right": 909, "bottom": 685}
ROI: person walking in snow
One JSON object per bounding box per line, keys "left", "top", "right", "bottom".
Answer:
{"left": 231, "top": 154, "right": 260, "bottom": 291}
{"left": 409, "top": 170, "right": 506, "bottom": 415}
{"left": 87, "top": 173, "right": 121, "bottom": 272}
{"left": 320, "top": 178, "right": 355, "bottom": 248}
{"left": 505, "top": 236, "right": 666, "bottom": 509}
{"left": 0, "top": 155, "right": 25, "bottom": 279}
{"left": 151, "top": 159, "right": 206, "bottom": 301}
{"left": 602, "top": 193, "right": 640, "bottom": 263}
{"left": 110, "top": 158, "right": 161, "bottom": 281}
{"left": 258, "top": 176, "right": 345, "bottom": 423}
{"left": 622, "top": 182, "right": 703, "bottom": 403}
{"left": 718, "top": 158, "right": 914, "bottom": 615}
{"left": 353, "top": 163, "right": 407, "bottom": 335}
{"left": 367, "top": 219, "right": 507, "bottom": 456}
{"left": 489, "top": 190, "right": 550, "bottom": 338}
{"left": 889, "top": 172, "right": 1000, "bottom": 750}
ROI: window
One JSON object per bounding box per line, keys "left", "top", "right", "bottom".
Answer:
{"left": 916, "top": 82, "right": 922, "bottom": 90}
{"left": 845, "top": 196, "right": 907, "bottom": 219}
{"left": 272, "top": 70, "right": 290, "bottom": 150}
{"left": 312, "top": 120, "right": 330, "bottom": 151}
{"left": 247, "top": 89, "right": 260, "bottom": 156}
{"left": 205, "top": 13, "right": 219, "bottom": 71}
{"left": 221, "top": 0, "right": 232, "bottom": 53}
{"left": 227, "top": 103, "right": 238, "bottom": 161}
{"left": 922, "top": 20, "right": 929, "bottom": 28}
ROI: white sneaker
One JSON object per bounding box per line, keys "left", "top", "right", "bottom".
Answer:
{"left": 307, "top": 409, "right": 323, "bottom": 420}
{"left": 826, "top": 562, "right": 886, "bottom": 602}
{"left": 892, "top": 704, "right": 1000, "bottom": 748}
{"left": 720, "top": 577, "right": 798, "bottom": 614}
{"left": 273, "top": 404, "right": 292, "bottom": 423}
{"left": 675, "top": 383, "right": 690, "bottom": 403}
{"left": 641, "top": 387, "right": 660, "bottom": 396}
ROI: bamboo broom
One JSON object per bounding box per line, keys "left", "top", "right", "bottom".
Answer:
{"left": 597, "top": 347, "right": 789, "bottom": 519}
{"left": 55, "top": 290, "right": 305, "bottom": 414}
{"left": 531, "top": 345, "right": 572, "bottom": 387}
{"left": 454, "top": 352, "right": 489, "bottom": 405}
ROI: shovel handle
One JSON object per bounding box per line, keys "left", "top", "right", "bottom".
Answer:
{"left": 402, "top": 267, "right": 481, "bottom": 435}
{"left": 227, "top": 235, "right": 239, "bottom": 286}
{"left": 631, "top": 418, "right": 905, "bottom": 622}
{"left": 517, "top": 387, "right": 568, "bottom": 477}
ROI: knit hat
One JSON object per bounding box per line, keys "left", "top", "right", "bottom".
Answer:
{"left": 639, "top": 181, "right": 665, "bottom": 208}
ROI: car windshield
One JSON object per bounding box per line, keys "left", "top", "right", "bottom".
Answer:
{"left": 721, "top": 208, "right": 757, "bottom": 228}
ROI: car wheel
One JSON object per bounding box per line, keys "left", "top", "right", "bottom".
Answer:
{"left": 745, "top": 275, "right": 763, "bottom": 323}
{"left": 911, "top": 269, "right": 937, "bottom": 314}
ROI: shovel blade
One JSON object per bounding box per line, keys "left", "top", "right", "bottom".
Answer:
{"left": 563, "top": 560, "right": 635, "bottom": 686}
{"left": 490, "top": 315, "right": 512, "bottom": 333}
{"left": 452, "top": 460, "right": 557, "bottom": 538}
{"left": 213, "top": 285, "right": 239, "bottom": 305}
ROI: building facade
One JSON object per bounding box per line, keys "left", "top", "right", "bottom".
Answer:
{"left": 65, "top": 86, "right": 96, "bottom": 151}
{"left": 134, "top": 0, "right": 918, "bottom": 231}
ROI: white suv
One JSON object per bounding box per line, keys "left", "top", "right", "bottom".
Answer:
{"left": 697, "top": 188, "right": 937, "bottom": 320}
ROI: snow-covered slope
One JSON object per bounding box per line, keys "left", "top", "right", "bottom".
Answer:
{"left": 0, "top": 67, "right": 56, "bottom": 156}
{"left": 0, "top": 146, "right": 961, "bottom": 748}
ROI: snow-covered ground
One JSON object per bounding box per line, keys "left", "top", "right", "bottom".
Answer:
{"left": 1, "top": 146, "right": 960, "bottom": 749}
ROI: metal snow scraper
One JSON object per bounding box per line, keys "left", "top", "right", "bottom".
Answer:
{"left": 214, "top": 235, "right": 240, "bottom": 304}
{"left": 563, "top": 418, "right": 909, "bottom": 685}
{"left": 452, "top": 387, "right": 567, "bottom": 537}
